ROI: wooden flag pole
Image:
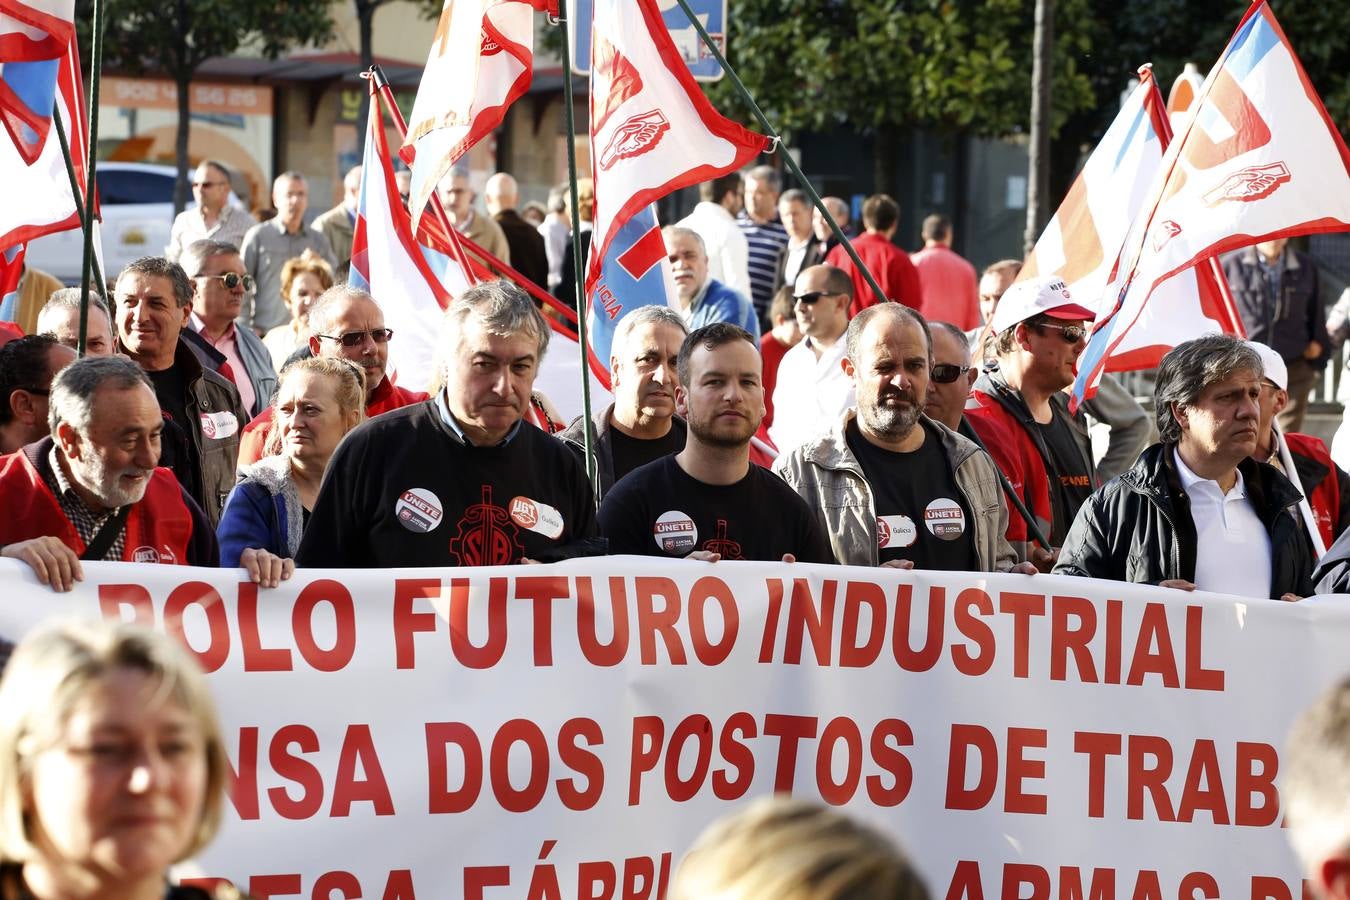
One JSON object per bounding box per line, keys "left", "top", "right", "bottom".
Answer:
{"left": 555, "top": 0, "right": 599, "bottom": 499}
{"left": 671, "top": 0, "right": 890, "bottom": 307}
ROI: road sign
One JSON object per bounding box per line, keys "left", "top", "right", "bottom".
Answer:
{"left": 568, "top": 0, "right": 727, "bottom": 82}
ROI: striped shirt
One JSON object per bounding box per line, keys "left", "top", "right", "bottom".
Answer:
{"left": 44, "top": 446, "right": 127, "bottom": 560}
{"left": 737, "top": 213, "right": 788, "bottom": 319}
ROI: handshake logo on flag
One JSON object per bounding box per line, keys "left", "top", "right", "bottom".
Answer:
{"left": 598, "top": 110, "right": 670, "bottom": 170}
{"left": 1203, "top": 162, "right": 1292, "bottom": 207}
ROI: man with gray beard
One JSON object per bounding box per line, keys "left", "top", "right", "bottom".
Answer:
{"left": 775, "top": 303, "right": 1030, "bottom": 573}
{"left": 0, "top": 356, "right": 289, "bottom": 590}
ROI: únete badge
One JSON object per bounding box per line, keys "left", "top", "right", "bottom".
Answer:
{"left": 654, "top": 510, "right": 697, "bottom": 554}
{"left": 924, "top": 498, "right": 966, "bottom": 540}
{"left": 395, "top": 488, "right": 444, "bottom": 533}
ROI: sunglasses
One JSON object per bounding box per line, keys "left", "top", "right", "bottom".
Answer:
{"left": 199, "top": 272, "right": 256, "bottom": 292}
{"left": 316, "top": 328, "right": 394, "bottom": 347}
{"left": 193, "top": 180, "right": 226, "bottom": 188}
{"left": 1036, "top": 322, "right": 1087, "bottom": 343}
{"left": 793, "top": 290, "right": 843, "bottom": 305}
{"left": 930, "top": 363, "right": 972, "bottom": 384}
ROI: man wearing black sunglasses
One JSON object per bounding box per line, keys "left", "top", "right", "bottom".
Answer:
{"left": 774, "top": 304, "right": 1028, "bottom": 573}
{"left": 182, "top": 240, "right": 277, "bottom": 419}
{"left": 966, "top": 276, "right": 1098, "bottom": 568}
{"left": 0, "top": 335, "right": 75, "bottom": 454}
{"left": 235, "top": 285, "right": 428, "bottom": 467}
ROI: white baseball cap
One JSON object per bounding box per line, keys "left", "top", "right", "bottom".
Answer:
{"left": 1245, "top": 340, "right": 1288, "bottom": 390}
{"left": 989, "top": 275, "right": 1096, "bottom": 335}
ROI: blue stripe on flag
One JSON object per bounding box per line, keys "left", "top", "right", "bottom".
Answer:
{"left": 1226, "top": 7, "right": 1280, "bottom": 80}
{"left": 588, "top": 204, "right": 671, "bottom": 370}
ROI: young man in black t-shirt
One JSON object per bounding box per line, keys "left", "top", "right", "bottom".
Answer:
{"left": 297, "top": 281, "right": 601, "bottom": 568}
{"left": 600, "top": 323, "right": 832, "bottom": 563}
{"left": 774, "top": 303, "right": 1029, "bottom": 572}
{"left": 558, "top": 306, "right": 688, "bottom": 498}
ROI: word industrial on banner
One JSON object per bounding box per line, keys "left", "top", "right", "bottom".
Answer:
{"left": 0, "top": 558, "right": 1344, "bottom": 899}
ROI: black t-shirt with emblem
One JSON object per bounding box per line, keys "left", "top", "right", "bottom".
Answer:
{"left": 1034, "top": 412, "right": 1094, "bottom": 543}
{"left": 598, "top": 455, "right": 834, "bottom": 563}
{"left": 295, "top": 400, "right": 599, "bottom": 568}
{"left": 845, "top": 419, "right": 979, "bottom": 570}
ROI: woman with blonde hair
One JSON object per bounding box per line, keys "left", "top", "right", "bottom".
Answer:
{"left": 0, "top": 618, "right": 237, "bottom": 899}
{"left": 669, "top": 796, "right": 931, "bottom": 900}
{"left": 262, "top": 250, "right": 334, "bottom": 370}
{"left": 217, "top": 357, "right": 365, "bottom": 569}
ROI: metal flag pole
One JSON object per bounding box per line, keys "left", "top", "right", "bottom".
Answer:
{"left": 671, "top": 0, "right": 890, "bottom": 306}
{"left": 554, "top": 0, "right": 599, "bottom": 500}
{"left": 51, "top": 108, "right": 105, "bottom": 299}
{"left": 958, "top": 417, "right": 1053, "bottom": 552}
{"left": 78, "top": 0, "right": 106, "bottom": 357}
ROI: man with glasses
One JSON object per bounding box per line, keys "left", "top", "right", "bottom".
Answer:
{"left": 112, "top": 256, "right": 247, "bottom": 528}
{"left": 166, "top": 160, "right": 253, "bottom": 264}
{"left": 767, "top": 264, "right": 855, "bottom": 454}
{"left": 775, "top": 304, "right": 1028, "bottom": 572}
{"left": 0, "top": 335, "right": 75, "bottom": 453}
{"left": 924, "top": 321, "right": 977, "bottom": 432}
{"left": 235, "top": 284, "right": 427, "bottom": 466}
{"left": 966, "top": 276, "right": 1097, "bottom": 567}
{"left": 180, "top": 240, "right": 276, "bottom": 418}
{"left": 240, "top": 171, "right": 337, "bottom": 335}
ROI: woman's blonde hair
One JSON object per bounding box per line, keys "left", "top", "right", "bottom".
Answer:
{"left": 265, "top": 356, "right": 367, "bottom": 457}
{"left": 0, "top": 619, "right": 229, "bottom": 863}
{"left": 669, "top": 796, "right": 931, "bottom": 900}
{"left": 279, "top": 249, "right": 335, "bottom": 310}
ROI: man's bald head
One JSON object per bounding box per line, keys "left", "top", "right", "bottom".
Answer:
{"left": 484, "top": 173, "right": 519, "bottom": 216}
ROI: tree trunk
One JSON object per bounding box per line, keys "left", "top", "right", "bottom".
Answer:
{"left": 173, "top": 72, "right": 192, "bottom": 216}
{"left": 171, "top": 0, "right": 191, "bottom": 215}
{"left": 873, "top": 123, "right": 899, "bottom": 196}
{"left": 1024, "top": 0, "right": 1053, "bottom": 255}
{"left": 356, "top": 0, "right": 378, "bottom": 135}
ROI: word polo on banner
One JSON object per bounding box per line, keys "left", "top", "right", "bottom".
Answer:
{"left": 0, "top": 558, "right": 1346, "bottom": 899}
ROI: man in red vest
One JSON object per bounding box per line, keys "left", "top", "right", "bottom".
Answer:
{"left": 0, "top": 356, "right": 289, "bottom": 590}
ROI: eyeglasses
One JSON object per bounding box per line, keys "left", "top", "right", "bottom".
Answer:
{"left": 793, "top": 290, "right": 844, "bottom": 305}
{"left": 1036, "top": 322, "right": 1088, "bottom": 343}
{"left": 198, "top": 272, "right": 255, "bottom": 292}
{"left": 315, "top": 329, "right": 394, "bottom": 347}
{"left": 930, "top": 363, "right": 972, "bottom": 384}
{"left": 192, "top": 180, "right": 226, "bottom": 188}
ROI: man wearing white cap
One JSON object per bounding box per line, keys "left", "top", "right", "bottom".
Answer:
{"left": 965, "top": 275, "right": 1098, "bottom": 566}
{"left": 1247, "top": 340, "right": 1350, "bottom": 551}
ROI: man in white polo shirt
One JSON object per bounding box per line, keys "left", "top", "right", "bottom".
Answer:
{"left": 1054, "top": 333, "right": 1314, "bottom": 599}
{"left": 767, "top": 264, "right": 855, "bottom": 453}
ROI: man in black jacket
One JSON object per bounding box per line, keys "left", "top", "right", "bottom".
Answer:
{"left": 1055, "top": 333, "right": 1314, "bottom": 600}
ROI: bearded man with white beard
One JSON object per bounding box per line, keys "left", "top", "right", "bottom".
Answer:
{"left": 774, "top": 303, "right": 1033, "bottom": 573}
{"left": 0, "top": 356, "right": 288, "bottom": 591}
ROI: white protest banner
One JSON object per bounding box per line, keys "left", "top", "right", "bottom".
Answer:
{"left": 0, "top": 557, "right": 1345, "bottom": 899}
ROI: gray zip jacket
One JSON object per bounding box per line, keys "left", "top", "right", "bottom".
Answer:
{"left": 772, "top": 410, "right": 1018, "bottom": 570}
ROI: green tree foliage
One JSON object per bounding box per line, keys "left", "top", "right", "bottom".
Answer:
{"left": 78, "top": 0, "right": 335, "bottom": 212}
{"left": 704, "top": 0, "right": 1097, "bottom": 193}
{"left": 1059, "top": 0, "right": 1349, "bottom": 191}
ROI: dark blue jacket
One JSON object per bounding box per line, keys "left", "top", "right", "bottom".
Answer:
{"left": 216, "top": 457, "right": 302, "bottom": 566}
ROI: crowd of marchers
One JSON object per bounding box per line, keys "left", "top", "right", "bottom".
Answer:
{"left": 1, "top": 162, "right": 1349, "bottom": 605}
